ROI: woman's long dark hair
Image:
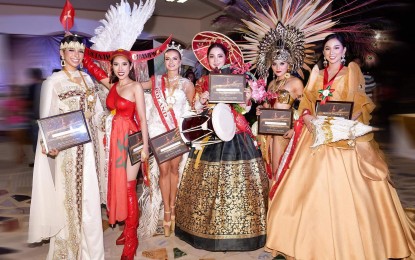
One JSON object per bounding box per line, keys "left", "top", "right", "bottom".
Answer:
{"left": 322, "top": 33, "right": 347, "bottom": 49}
{"left": 318, "top": 33, "right": 348, "bottom": 67}
{"left": 207, "top": 43, "right": 230, "bottom": 73}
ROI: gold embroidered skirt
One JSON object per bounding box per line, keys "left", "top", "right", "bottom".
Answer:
{"left": 175, "top": 133, "right": 269, "bottom": 251}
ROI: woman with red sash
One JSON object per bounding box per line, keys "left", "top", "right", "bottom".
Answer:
{"left": 141, "top": 41, "right": 195, "bottom": 237}
{"left": 174, "top": 31, "right": 269, "bottom": 252}
{"left": 265, "top": 33, "right": 415, "bottom": 259}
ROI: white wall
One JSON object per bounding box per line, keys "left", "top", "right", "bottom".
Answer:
{"left": 0, "top": 4, "right": 213, "bottom": 43}
{"left": 0, "top": 4, "right": 223, "bottom": 84}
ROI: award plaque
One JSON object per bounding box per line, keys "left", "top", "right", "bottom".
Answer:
{"left": 209, "top": 74, "right": 246, "bottom": 103}
{"left": 128, "top": 131, "right": 151, "bottom": 165}
{"left": 37, "top": 110, "right": 91, "bottom": 153}
{"left": 315, "top": 101, "right": 354, "bottom": 119}
{"left": 258, "top": 108, "right": 293, "bottom": 135}
{"left": 150, "top": 128, "right": 189, "bottom": 165}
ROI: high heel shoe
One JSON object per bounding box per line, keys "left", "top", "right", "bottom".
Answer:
{"left": 115, "top": 230, "right": 125, "bottom": 245}
{"left": 163, "top": 211, "right": 171, "bottom": 237}
{"left": 170, "top": 205, "right": 176, "bottom": 233}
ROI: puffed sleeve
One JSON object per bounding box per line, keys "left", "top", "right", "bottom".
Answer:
{"left": 348, "top": 62, "right": 376, "bottom": 125}
{"left": 298, "top": 65, "right": 320, "bottom": 115}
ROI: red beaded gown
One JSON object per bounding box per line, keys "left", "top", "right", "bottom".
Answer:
{"left": 106, "top": 83, "right": 140, "bottom": 224}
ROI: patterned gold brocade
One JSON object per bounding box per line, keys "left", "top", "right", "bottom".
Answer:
{"left": 177, "top": 156, "right": 268, "bottom": 239}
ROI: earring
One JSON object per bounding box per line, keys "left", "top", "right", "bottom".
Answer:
{"left": 61, "top": 59, "right": 66, "bottom": 67}
{"left": 323, "top": 57, "right": 328, "bottom": 67}
{"left": 341, "top": 55, "right": 346, "bottom": 65}
{"left": 284, "top": 73, "right": 291, "bottom": 79}
{"left": 80, "top": 60, "right": 83, "bottom": 69}
{"left": 273, "top": 73, "right": 275, "bottom": 81}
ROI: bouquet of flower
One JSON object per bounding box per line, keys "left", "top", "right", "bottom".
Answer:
{"left": 229, "top": 62, "right": 277, "bottom": 104}
{"left": 249, "top": 79, "right": 278, "bottom": 103}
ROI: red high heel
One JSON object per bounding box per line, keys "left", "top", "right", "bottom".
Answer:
{"left": 120, "top": 180, "right": 139, "bottom": 260}
{"left": 115, "top": 230, "right": 125, "bottom": 245}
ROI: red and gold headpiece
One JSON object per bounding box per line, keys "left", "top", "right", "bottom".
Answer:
{"left": 192, "top": 31, "right": 243, "bottom": 71}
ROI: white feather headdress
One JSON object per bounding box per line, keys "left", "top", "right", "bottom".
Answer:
{"left": 90, "top": 0, "right": 155, "bottom": 51}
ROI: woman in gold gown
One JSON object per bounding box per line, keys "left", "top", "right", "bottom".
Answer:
{"left": 265, "top": 33, "right": 415, "bottom": 259}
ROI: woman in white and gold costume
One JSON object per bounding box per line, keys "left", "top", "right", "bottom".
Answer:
{"left": 266, "top": 33, "right": 415, "bottom": 259}
{"left": 28, "top": 34, "right": 105, "bottom": 260}
{"left": 138, "top": 41, "right": 194, "bottom": 238}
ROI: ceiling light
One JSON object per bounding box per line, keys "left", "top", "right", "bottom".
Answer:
{"left": 165, "top": 0, "right": 188, "bottom": 3}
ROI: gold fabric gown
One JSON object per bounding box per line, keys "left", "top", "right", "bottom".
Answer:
{"left": 265, "top": 62, "right": 415, "bottom": 259}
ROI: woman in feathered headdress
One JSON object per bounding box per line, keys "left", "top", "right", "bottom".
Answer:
{"left": 81, "top": 1, "right": 155, "bottom": 258}
{"left": 234, "top": 0, "right": 337, "bottom": 184}
{"left": 231, "top": 0, "right": 415, "bottom": 258}
{"left": 174, "top": 31, "right": 269, "bottom": 252}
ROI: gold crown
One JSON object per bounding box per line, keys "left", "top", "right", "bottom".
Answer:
{"left": 166, "top": 41, "right": 183, "bottom": 56}
{"left": 59, "top": 41, "right": 85, "bottom": 51}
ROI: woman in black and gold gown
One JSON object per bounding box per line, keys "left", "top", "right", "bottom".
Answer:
{"left": 174, "top": 31, "right": 269, "bottom": 251}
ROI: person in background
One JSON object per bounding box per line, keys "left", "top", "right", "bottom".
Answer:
{"left": 28, "top": 34, "right": 105, "bottom": 260}
{"left": 4, "top": 84, "right": 30, "bottom": 164}
{"left": 174, "top": 32, "right": 268, "bottom": 252}
{"left": 26, "top": 68, "right": 44, "bottom": 166}
{"left": 184, "top": 68, "right": 197, "bottom": 85}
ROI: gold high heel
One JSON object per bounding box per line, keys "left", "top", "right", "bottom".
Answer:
{"left": 163, "top": 211, "right": 171, "bottom": 237}
{"left": 170, "top": 205, "right": 176, "bottom": 232}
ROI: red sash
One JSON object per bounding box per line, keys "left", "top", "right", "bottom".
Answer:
{"left": 151, "top": 75, "right": 178, "bottom": 131}
{"left": 319, "top": 65, "right": 343, "bottom": 104}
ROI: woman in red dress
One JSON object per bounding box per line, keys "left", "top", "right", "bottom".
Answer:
{"left": 84, "top": 49, "right": 149, "bottom": 259}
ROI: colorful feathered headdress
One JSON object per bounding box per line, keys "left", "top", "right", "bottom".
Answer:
{"left": 216, "top": 0, "right": 381, "bottom": 79}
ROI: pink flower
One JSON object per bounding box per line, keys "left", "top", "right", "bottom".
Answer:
{"left": 249, "top": 79, "right": 267, "bottom": 103}
{"left": 231, "top": 62, "right": 252, "bottom": 75}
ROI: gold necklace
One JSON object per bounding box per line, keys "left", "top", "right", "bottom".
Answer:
{"left": 269, "top": 77, "right": 287, "bottom": 93}
{"left": 63, "top": 69, "right": 96, "bottom": 116}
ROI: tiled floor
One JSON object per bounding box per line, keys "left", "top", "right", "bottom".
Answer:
{"left": 0, "top": 131, "right": 414, "bottom": 260}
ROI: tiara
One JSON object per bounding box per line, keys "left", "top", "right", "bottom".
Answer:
{"left": 60, "top": 41, "right": 85, "bottom": 51}
{"left": 166, "top": 41, "right": 183, "bottom": 56}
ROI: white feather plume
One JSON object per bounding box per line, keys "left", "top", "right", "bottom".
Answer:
{"left": 90, "top": 0, "right": 155, "bottom": 51}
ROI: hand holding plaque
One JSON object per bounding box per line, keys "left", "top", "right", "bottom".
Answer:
{"left": 315, "top": 101, "right": 354, "bottom": 119}
{"left": 149, "top": 128, "right": 189, "bottom": 165}
{"left": 209, "top": 74, "right": 246, "bottom": 103}
{"left": 258, "top": 108, "right": 293, "bottom": 135}
{"left": 37, "top": 110, "right": 91, "bottom": 154}
{"left": 128, "top": 131, "right": 151, "bottom": 165}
